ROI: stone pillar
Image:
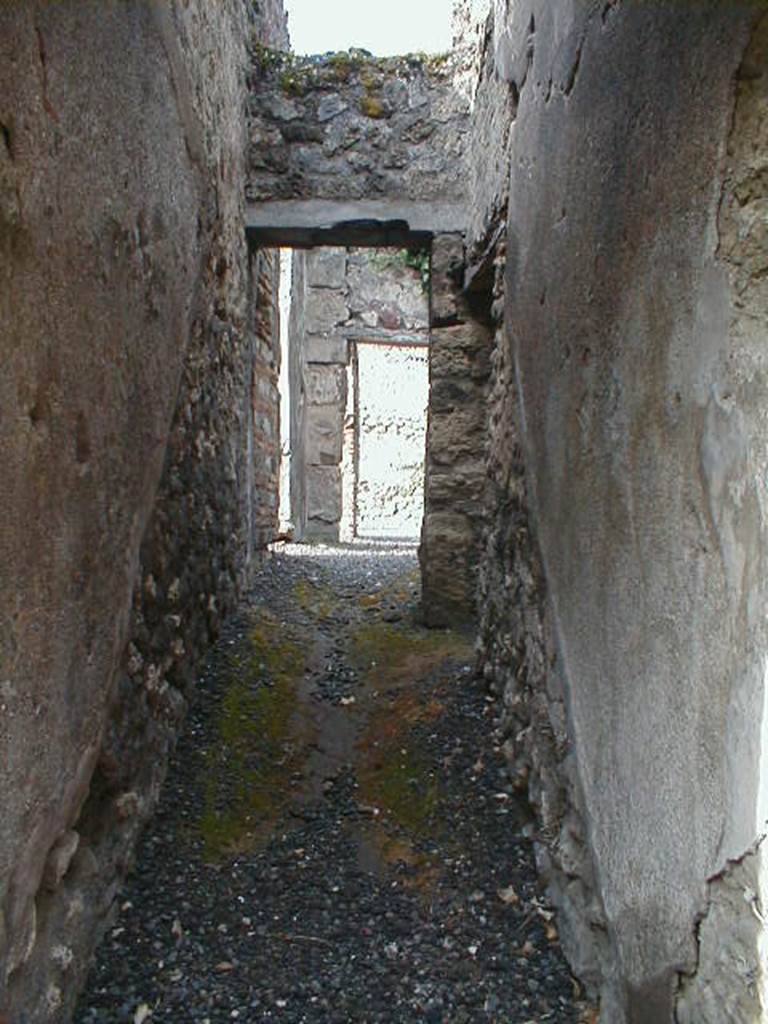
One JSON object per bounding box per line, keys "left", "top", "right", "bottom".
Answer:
{"left": 304, "top": 361, "right": 347, "bottom": 540}
{"left": 420, "top": 233, "right": 491, "bottom": 628}
{"left": 290, "top": 248, "right": 349, "bottom": 541}
{"left": 250, "top": 248, "right": 282, "bottom": 553}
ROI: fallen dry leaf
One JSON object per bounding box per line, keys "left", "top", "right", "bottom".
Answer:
{"left": 497, "top": 884, "right": 520, "bottom": 906}
{"left": 579, "top": 1008, "right": 600, "bottom": 1024}
{"left": 532, "top": 898, "right": 555, "bottom": 922}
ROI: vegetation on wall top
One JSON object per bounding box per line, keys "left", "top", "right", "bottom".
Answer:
{"left": 251, "top": 43, "right": 452, "bottom": 98}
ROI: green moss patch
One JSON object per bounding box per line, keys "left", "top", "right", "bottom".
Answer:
{"left": 360, "top": 94, "right": 385, "bottom": 119}
{"left": 292, "top": 577, "right": 336, "bottom": 621}
{"left": 252, "top": 45, "right": 452, "bottom": 104}
{"left": 351, "top": 615, "right": 472, "bottom": 870}
{"left": 358, "top": 732, "right": 441, "bottom": 838}
{"left": 349, "top": 620, "right": 472, "bottom": 691}
{"left": 196, "top": 610, "right": 308, "bottom": 861}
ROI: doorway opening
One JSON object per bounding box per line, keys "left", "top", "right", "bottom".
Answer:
{"left": 277, "top": 245, "right": 430, "bottom": 545}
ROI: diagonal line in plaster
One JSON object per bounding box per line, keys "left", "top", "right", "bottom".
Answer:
{"left": 673, "top": 830, "right": 768, "bottom": 1022}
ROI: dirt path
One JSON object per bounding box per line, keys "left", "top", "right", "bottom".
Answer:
{"left": 76, "top": 542, "right": 588, "bottom": 1023}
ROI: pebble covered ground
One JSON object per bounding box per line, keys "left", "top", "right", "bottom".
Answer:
{"left": 75, "top": 542, "right": 591, "bottom": 1024}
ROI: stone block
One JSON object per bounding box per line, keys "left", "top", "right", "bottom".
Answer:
{"left": 305, "top": 365, "right": 347, "bottom": 407}
{"left": 305, "top": 286, "right": 349, "bottom": 332}
{"left": 305, "top": 335, "right": 348, "bottom": 364}
{"left": 317, "top": 94, "right": 348, "bottom": 122}
{"left": 430, "top": 234, "right": 465, "bottom": 326}
{"left": 306, "top": 407, "right": 344, "bottom": 466}
{"left": 419, "top": 511, "right": 475, "bottom": 627}
{"left": 306, "top": 466, "right": 342, "bottom": 524}
{"left": 427, "top": 407, "right": 485, "bottom": 465}
{"left": 260, "top": 93, "right": 301, "bottom": 122}
{"left": 426, "top": 463, "right": 485, "bottom": 510}
{"left": 346, "top": 250, "right": 429, "bottom": 332}
{"left": 304, "top": 518, "right": 340, "bottom": 542}
{"left": 306, "top": 248, "right": 347, "bottom": 288}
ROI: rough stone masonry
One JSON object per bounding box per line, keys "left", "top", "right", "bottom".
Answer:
{"left": 1, "top": 1, "right": 768, "bottom": 1022}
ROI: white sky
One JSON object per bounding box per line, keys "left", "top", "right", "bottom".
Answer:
{"left": 283, "top": 0, "right": 454, "bottom": 56}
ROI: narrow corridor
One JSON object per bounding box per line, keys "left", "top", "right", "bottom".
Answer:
{"left": 75, "top": 544, "right": 585, "bottom": 1023}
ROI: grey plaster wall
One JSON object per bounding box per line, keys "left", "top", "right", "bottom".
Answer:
{"left": 0, "top": 2, "right": 285, "bottom": 1019}
{"left": 474, "top": 2, "right": 768, "bottom": 1020}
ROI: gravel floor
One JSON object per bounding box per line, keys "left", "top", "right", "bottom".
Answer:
{"left": 75, "top": 541, "right": 587, "bottom": 1024}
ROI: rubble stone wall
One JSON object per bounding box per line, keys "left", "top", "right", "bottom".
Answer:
{"left": 246, "top": 50, "right": 469, "bottom": 205}
{"left": 0, "top": 2, "right": 286, "bottom": 1019}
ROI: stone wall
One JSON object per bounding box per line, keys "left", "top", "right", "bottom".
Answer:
{"left": 419, "top": 234, "right": 492, "bottom": 629}
{"left": 473, "top": 2, "right": 768, "bottom": 1020}
{"left": 452, "top": 0, "right": 515, "bottom": 267}
{"left": 246, "top": 50, "right": 469, "bottom": 206}
{"left": 0, "top": 2, "right": 285, "bottom": 1019}
{"left": 288, "top": 248, "right": 310, "bottom": 539}
{"left": 251, "top": 248, "right": 283, "bottom": 547}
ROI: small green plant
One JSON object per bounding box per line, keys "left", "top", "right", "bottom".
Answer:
{"left": 371, "top": 248, "right": 431, "bottom": 291}
{"left": 252, "top": 43, "right": 289, "bottom": 73}
{"left": 422, "top": 51, "right": 451, "bottom": 72}
{"left": 280, "top": 70, "right": 305, "bottom": 96}
{"left": 360, "top": 69, "right": 381, "bottom": 92}
{"left": 327, "top": 51, "right": 362, "bottom": 82}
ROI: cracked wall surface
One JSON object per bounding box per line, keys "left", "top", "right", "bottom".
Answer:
{"left": 0, "top": 2, "right": 286, "bottom": 1019}
{"left": 675, "top": 13, "right": 768, "bottom": 1022}
{"left": 676, "top": 839, "right": 766, "bottom": 1024}
{"left": 472, "top": 1, "right": 768, "bottom": 1020}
